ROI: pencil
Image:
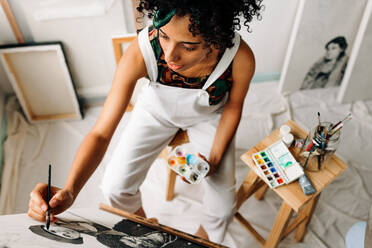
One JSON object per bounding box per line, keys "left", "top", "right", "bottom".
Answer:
{"left": 46, "top": 164, "right": 51, "bottom": 230}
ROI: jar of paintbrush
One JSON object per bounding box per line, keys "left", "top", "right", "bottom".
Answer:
{"left": 300, "top": 113, "right": 351, "bottom": 171}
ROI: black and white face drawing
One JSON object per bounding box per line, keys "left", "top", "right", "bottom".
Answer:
{"left": 96, "top": 219, "right": 202, "bottom": 248}
{"left": 300, "top": 36, "right": 349, "bottom": 90}
{"left": 29, "top": 225, "right": 83, "bottom": 244}
{"left": 119, "top": 231, "right": 177, "bottom": 247}
{"left": 30, "top": 219, "right": 204, "bottom": 248}
{"left": 44, "top": 226, "right": 81, "bottom": 239}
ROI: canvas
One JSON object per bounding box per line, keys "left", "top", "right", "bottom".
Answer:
{"left": 0, "top": 42, "right": 83, "bottom": 123}
{"left": 279, "top": 0, "right": 368, "bottom": 93}
{"left": 337, "top": 0, "right": 372, "bottom": 103}
{"left": 0, "top": 208, "right": 215, "bottom": 248}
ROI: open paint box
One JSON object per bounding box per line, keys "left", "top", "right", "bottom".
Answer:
{"left": 252, "top": 140, "right": 304, "bottom": 189}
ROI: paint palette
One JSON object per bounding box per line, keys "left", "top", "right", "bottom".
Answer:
{"left": 252, "top": 140, "right": 304, "bottom": 189}
{"left": 168, "top": 146, "right": 210, "bottom": 184}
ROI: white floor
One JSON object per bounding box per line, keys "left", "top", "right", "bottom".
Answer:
{"left": 2, "top": 81, "right": 372, "bottom": 248}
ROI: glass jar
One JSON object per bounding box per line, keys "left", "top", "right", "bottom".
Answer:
{"left": 300, "top": 122, "right": 340, "bottom": 171}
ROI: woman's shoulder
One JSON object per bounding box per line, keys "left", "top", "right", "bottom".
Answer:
{"left": 232, "top": 39, "right": 255, "bottom": 79}
{"left": 234, "top": 39, "right": 255, "bottom": 64}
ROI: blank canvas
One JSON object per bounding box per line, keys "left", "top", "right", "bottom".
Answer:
{"left": 0, "top": 42, "right": 82, "bottom": 122}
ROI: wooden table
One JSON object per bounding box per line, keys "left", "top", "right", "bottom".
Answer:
{"left": 235, "top": 120, "right": 347, "bottom": 248}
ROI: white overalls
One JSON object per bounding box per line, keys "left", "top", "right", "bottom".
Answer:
{"left": 101, "top": 26, "right": 241, "bottom": 243}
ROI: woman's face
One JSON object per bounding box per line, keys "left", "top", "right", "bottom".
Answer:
{"left": 325, "top": 42, "right": 342, "bottom": 60}
{"left": 158, "top": 14, "right": 211, "bottom": 72}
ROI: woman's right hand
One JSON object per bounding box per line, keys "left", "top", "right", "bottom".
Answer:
{"left": 28, "top": 183, "right": 75, "bottom": 222}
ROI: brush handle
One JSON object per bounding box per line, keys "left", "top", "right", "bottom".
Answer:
{"left": 46, "top": 164, "right": 51, "bottom": 230}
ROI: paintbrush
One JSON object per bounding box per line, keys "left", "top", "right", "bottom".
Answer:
{"left": 46, "top": 164, "right": 51, "bottom": 230}
{"left": 327, "top": 113, "right": 352, "bottom": 138}
{"left": 317, "top": 112, "right": 321, "bottom": 133}
{"left": 329, "top": 123, "right": 344, "bottom": 136}
{"left": 330, "top": 113, "right": 352, "bottom": 131}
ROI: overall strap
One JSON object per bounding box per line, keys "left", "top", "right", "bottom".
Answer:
{"left": 202, "top": 33, "right": 241, "bottom": 90}
{"left": 138, "top": 26, "right": 158, "bottom": 82}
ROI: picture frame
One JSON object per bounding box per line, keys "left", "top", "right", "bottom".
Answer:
{"left": 112, "top": 34, "right": 137, "bottom": 65}
{"left": 337, "top": 0, "right": 372, "bottom": 103}
{"left": 278, "top": 0, "right": 367, "bottom": 93}
{"left": 112, "top": 34, "right": 148, "bottom": 110}
{"left": 0, "top": 42, "right": 83, "bottom": 123}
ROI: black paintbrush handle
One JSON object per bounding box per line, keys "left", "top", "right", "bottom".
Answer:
{"left": 46, "top": 164, "right": 51, "bottom": 230}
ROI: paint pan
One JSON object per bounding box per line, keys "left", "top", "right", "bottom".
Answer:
{"left": 167, "top": 145, "right": 210, "bottom": 184}
{"left": 252, "top": 140, "right": 304, "bottom": 189}
{"left": 29, "top": 225, "right": 83, "bottom": 244}
{"left": 174, "top": 146, "right": 185, "bottom": 157}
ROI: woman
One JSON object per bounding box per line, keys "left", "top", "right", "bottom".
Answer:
{"left": 300, "top": 36, "right": 348, "bottom": 90}
{"left": 28, "top": 0, "right": 262, "bottom": 243}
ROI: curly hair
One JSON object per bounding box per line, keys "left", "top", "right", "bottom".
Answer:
{"left": 137, "top": 0, "right": 263, "bottom": 50}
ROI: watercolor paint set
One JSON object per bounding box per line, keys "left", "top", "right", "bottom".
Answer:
{"left": 167, "top": 146, "right": 209, "bottom": 184}
{"left": 252, "top": 140, "right": 304, "bottom": 189}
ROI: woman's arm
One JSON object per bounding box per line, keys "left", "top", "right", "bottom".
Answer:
{"left": 64, "top": 37, "right": 147, "bottom": 197}
{"left": 28, "top": 36, "right": 147, "bottom": 221}
{"left": 207, "top": 40, "right": 255, "bottom": 173}
{"left": 300, "top": 58, "right": 324, "bottom": 90}
{"left": 327, "top": 55, "right": 348, "bottom": 87}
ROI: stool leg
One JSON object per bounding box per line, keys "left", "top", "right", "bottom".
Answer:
{"left": 294, "top": 194, "right": 320, "bottom": 242}
{"left": 255, "top": 184, "right": 269, "bottom": 200}
{"left": 236, "top": 170, "right": 261, "bottom": 209}
{"left": 264, "top": 202, "right": 293, "bottom": 248}
{"left": 166, "top": 168, "right": 177, "bottom": 201}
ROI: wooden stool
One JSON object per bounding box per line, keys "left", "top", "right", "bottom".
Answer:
{"left": 235, "top": 120, "right": 347, "bottom": 248}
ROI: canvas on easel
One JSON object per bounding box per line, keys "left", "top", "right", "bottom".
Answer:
{"left": 278, "top": 0, "right": 368, "bottom": 94}
{"left": 337, "top": 0, "right": 372, "bottom": 103}
{"left": 0, "top": 42, "right": 83, "bottom": 123}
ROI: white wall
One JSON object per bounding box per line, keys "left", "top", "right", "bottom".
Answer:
{"left": 19, "top": 0, "right": 131, "bottom": 99}
{"left": 0, "top": 0, "right": 299, "bottom": 101}
{"left": 239, "top": 0, "right": 299, "bottom": 76}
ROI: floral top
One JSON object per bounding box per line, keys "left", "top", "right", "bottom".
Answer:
{"left": 148, "top": 27, "right": 233, "bottom": 105}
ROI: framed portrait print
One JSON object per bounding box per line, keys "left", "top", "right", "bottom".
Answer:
{"left": 278, "top": 0, "right": 368, "bottom": 93}
{"left": 338, "top": 0, "right": 372, "bottom": 103}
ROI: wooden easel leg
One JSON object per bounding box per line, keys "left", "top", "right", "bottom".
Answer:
{"left": 264, "top": 202, "right": 293, "bottom": 248}
{"left": 294, "top": 194, "right": 320, "bottom": 242}
{"left": 255, "top": 184, "right": 269, "bottom": 200}
{"left": 166, "top": 168, "right": 177, "bottom": 201}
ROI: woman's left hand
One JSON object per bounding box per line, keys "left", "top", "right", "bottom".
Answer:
{"left": 197, "top": 153, "right": 218, "bottom": 177}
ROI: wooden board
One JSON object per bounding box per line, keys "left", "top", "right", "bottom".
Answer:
{"left": 240, "top": 120, "right": 347, "bottom": 212}
{"left": 0, "top": 42, "right": 83, "bottom": 123}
